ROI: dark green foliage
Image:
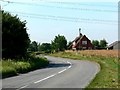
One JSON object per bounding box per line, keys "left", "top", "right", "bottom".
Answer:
{"left": 92, "top": 39, "right": 108, "bottom": 49}
{"left": 28, "top": 41, "right": 38, "bottom": 52}
{"left": 38, "top": 43, "right": 51, "bottom": 53}
{"left": 2, "top": 11, "right": 30, "bottom": 59}
{"left": 92, "top": 40, "right": 100, "bottom": 48}
{"left": 28, "top": 56, "right": 49, "bottom": 70}
{"left": 99, "top": 39, "right": 108, "bottom": 48}
{"left": 51, "top": 34, "right": 67, "bottom": 52}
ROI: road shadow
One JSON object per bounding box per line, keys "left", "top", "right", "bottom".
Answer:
{"left": 47, "top": 62, "right": 70, "bottom": 68}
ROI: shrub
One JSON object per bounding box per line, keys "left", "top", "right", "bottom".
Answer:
{"left": 2, "top": 66, "right": 17, "bottom": 78}
{"left": 1, "top": 56, "right": 49, "bottom": 78}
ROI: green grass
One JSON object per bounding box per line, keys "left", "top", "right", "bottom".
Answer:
{"left": 50, "top": 51, "right": 119, "bottom": 88}
{"left": 1, "top": 56, "right": 49, "bottom": 78}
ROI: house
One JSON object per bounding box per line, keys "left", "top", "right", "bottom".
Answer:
{"left": 69, "top": 33, "right": 94, "bottom": 50}
{"left": 107, "top": 41, "right": 120, "bottom": 50}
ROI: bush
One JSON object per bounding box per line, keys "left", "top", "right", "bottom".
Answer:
{"left": 1, "top": 56, "right": 49, "bottom": 78}
{"left": 2, "top": 11, "right": 30, "bottom": 59}
{"left": 14, "top": 61, "right": 31, "bottom": 73}
{"left": 2, "top": 66, "right": 17, "bottom": 78}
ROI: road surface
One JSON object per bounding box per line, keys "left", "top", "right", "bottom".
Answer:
{"left": 2, "top": 56, "right": 100, "bottom": 89}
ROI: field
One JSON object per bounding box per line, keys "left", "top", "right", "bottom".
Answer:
{"left": 51, "top": 50, "right": 119, "bottom": 88}
{"left": 66, "top": 50, "right": 118, "bottom": 58}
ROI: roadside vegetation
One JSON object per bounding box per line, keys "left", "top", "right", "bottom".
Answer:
{"left": 1, "top": 55, "right": 49, "bottom": 79}
{"left": 2, "top": 11, "right": 49, "bottom": 78}
{"left": 50, "top": 50, "right": 119, "bottom": 88}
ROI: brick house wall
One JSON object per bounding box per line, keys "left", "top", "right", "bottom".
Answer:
{"left": 75, "top": 35, "right": 94, "bottom": 49}
{"left": 69, "top": 34, "right": 94, "bottom": 50}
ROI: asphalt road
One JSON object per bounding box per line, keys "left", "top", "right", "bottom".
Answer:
{"left": 2, "top": 56, "right": 100, "bottom": 89}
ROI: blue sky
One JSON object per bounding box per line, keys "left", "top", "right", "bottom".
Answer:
{"left": 1, "top": 0, "right": 119, "bottom": 45}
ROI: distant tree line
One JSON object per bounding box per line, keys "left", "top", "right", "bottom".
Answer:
{"left": 28, "top": 38, "right": 108, "bottom": 54}
{"left": 28, "top": 34, "right": 67, "bottom": 53}
{"left": 92, "top": 39, "right": 108, "bottom": 49}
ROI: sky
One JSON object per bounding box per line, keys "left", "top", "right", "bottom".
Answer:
{"left": 0, "top": 0, "right": 119, "bottom": 45}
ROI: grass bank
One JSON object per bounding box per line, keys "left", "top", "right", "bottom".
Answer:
{"left": 1, "top": 55, "right": 49, "bottom": 78}
{"left": 50, "top": 50, "right": 119, "bottom": 88}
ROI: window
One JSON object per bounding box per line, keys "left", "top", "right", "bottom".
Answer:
{"left": 82, "top": 41, "right": 87, "bottom": 45}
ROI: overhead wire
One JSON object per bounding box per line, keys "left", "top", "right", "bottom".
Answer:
{"left": 0, "top": 0, "right": 117, "bottom": 12}
{"left": 1, "top": 0, "right": 118, "bottom": 25}
{"left": 6, "top": 11, "right": 118, "bottom": 25}
{"left": 30, "top": 0, "right": 118, "bottom": 7}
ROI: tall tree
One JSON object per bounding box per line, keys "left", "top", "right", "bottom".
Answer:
{"left": 2, "top": 11, "right": 30, "bottom": 59}
{"left": 99, "top": 39, "right": 108, "bottom": 48}
{"left": 51, "top": 34, "right": 67, "bottom": 52}
{"left": 92, "top": 40, "right": 99, "bottom": 48}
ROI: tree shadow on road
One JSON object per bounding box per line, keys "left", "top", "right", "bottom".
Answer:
{"left": 47, "top": 62, "right": 70, "bottom": 68}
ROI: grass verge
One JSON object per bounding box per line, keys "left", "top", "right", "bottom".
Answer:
{"left": 50, "top": 50, "right": 119, "bottom": 88}
{"left": 0, "top": 55, "right": 49, "bottom": 79}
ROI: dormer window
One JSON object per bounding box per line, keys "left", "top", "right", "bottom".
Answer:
{"left": 82, "top": 41, "right": 87, "bottom": 45}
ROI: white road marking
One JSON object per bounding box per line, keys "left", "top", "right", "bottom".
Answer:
{"left": 34, "top": 61, "right": 72, "bottom": 84}
{"left": 16, "top": 85, "right": 28, "bottom": 90}
{"left": 67, "top": 61, "right": 72, "bottom": 69}
{"left": 20, "top": 85, "right": 28, "bottom": 88}
{"left": 58, "top": 68, "right": 67, "bottom": 74}
{"left": 18, "top": 61, "right": 72, "bottom": 89}
{"left": 68, "top": 65, "right": 72, "bottom": 69}
{"left": 67, "top": 61, "right": 71, "bottom": 64}
{"left": 34, "top": 74, "right": 56, "bottom": 84}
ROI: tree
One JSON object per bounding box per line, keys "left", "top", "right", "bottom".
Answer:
{"left": 92, "top": 40, "right": 99, "bottom": 48}
{"left": 2, "top": 11, "right": 30, "bottom": 59}
{"left": 28, "top": 41, "right": 38, "bottom": 52}
{"left": 99, "top": 39, "right": 108, "bottom": 48}
{"left": 51, "top": 34, "right": 67, "bottom": 52}
{"left": 39, "top": 43, "right": 51, "bottom": 53}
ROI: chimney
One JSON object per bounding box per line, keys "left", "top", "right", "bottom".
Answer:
{"left": 79, "top": 28, "right": 82, "bottom": 37}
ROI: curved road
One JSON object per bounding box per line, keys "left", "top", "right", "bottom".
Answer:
{"left": 2, "top": 56, "right": 100, "bottom": 89}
